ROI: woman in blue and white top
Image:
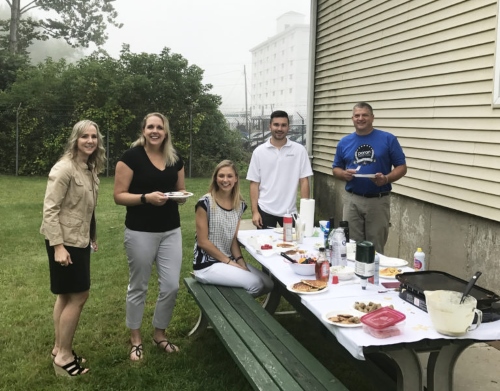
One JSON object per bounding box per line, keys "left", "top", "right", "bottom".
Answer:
{"left": 193, "top": 160, "right": 273, "bottom": 297}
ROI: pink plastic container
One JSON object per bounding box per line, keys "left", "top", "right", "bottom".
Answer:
{"left": 360, "top": 307, "right": 406, "bottom": 339}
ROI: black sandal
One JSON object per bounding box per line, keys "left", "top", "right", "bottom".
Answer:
{"left": 129, "top": 344, "right": 143, "bottom": 360}
{"left": 53, "top": 359, "right": 89, "bottom": 377}
{"left": 153, "top": 338, "right": 179, "bottom": 353}
{"left": 51, "top": 350, "right": 86, "bottom": 364}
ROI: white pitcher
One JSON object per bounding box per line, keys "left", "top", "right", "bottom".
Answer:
{"left": 424, "top": 290, "right": 482, "bottom": 336}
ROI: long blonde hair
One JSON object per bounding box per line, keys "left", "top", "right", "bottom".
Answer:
{"left": 131, "top": 112, "right": 179, "bottom": 167}
{"left": 209, "top": 160, "right": 244, "bottom": 211}
{"left": 62, "top": 120, "right": 106, "bottom": 173}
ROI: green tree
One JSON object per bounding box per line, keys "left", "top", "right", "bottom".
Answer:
{"left": 1, "top": 0, "right": 122, "bottom": 54}
{"left": 0, "top": 47, "right": 248, "bottom": 176}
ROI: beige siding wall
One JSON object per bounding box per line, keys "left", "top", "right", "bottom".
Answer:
{"left": 311, "top": 0, "right": 500, "bottom": 289}
{"left": 313, "top": 0, "right": 500, "bottom": 221}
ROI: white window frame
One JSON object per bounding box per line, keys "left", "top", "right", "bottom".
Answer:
{"left": 494, "top": 1, "right": 500, "bottom": 107}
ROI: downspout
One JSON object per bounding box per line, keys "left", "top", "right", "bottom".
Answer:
{"left": 306, "top": 0, "right": 318, "bottom": 198}
{"left": 306, "top": 0, "right": 318, "bottom": 159}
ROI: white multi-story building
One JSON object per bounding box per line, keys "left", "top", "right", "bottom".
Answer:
{"left": 250, "top": 11, "right": 310, "bottom": 121}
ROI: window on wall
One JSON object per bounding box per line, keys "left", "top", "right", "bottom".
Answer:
{"left": 495, "top": 4, "right": 500, "bottom": 107}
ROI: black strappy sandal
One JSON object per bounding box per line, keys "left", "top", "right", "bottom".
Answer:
{"left": 129, "top": 343, "right": 144, "bottom": 361}
{"left": 153, "top": 338, "right": 179, "bottom": 353}
{"left": 51, "top": 350, "right": 86, "bottom": 364}
{"left": 53, "top": 359, "right": 89, "bottom": 377}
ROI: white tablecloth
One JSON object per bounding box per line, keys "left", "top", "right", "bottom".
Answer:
{"left": 238, "top": 229, "right": 500, "bottom": 360}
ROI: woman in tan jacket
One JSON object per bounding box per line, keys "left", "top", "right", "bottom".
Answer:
{"left": 40, "top": 120, "right": 105, "bottom": 376}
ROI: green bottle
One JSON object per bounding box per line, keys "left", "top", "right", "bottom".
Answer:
{"left": 355, "top": 241, "right": 375, "bottom": 290}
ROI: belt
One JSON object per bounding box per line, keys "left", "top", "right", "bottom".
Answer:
{"left": 347, "top": 190, "right": 390, "bottom": 198}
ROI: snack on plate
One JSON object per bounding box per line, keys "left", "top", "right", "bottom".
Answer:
{"left": 379, "top": 267, "right": 402, "bottom": 277}
{"left": 291, "top": 279, "right": 327, "bottom": 292}
{"left": 276, "top": 242, "right": 295, "bottom": 248}
{"left": 354, "top": 301, "right": 394, "bottom": 313}
{"left": 292, "top": 282, "right": 317, "bottom": 292}
{"left": 328, "top": 314, "right": 361, "bottom": 324}
{"left": 301, "top": 279, "right": 327, "bottom": 290}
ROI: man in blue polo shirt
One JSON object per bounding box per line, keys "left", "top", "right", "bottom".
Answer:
{"left": 332, "top": 102, "right": 407, "bottom": 253}
{"left": 247, "top": 110, "right": 313, "bottom": 229}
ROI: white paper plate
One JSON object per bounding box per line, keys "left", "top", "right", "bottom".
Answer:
{"left": 352, "top": 301, "right": 392, "bottom": 313}
{"left": 379, "top": 268, "right": 403, "bottom": 279}
{"left": 275, "top": 242, "right": 297, "bottom": 251}
{"left": 273, "top": 227, "right": 296, "bottom": 234}
{"left": 378, "top": 255, "right": 408, "bottom": 267}
{"left": 322, "top": 309, "right": 364, "bottom": 327}
{"left": 379, "top": 274, "right": 402, "bottom": 280}
{"left": 256, "top": 248, "right": 276, "bottom": 257}
{"left": 287, "top": 283, "right": 329, "bottom": 295}
{"left": 313, "top": 242, "right": 324, "bottom": 250}
{"left": 165, "top": 191, "right": 194, "bottom": 200}
{"left": 353, "top": 174, "right": 376, "bottom": 178}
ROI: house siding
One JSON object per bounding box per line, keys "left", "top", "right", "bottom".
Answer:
{"left": 311, "top": 0, "right": 500, "bottom": 290}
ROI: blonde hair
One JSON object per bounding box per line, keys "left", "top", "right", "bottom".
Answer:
{"left": 62, "top": 120, "right": 106, "bottom": 173}
{"left": 209, "top": 160, "right": 244, "bottom": 211}
{"left": 131, "top": 112, "right": 179, "bottom": 167}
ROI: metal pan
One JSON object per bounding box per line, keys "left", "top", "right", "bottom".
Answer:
{"left": 397, "top": 270, "right": 500, "bottom": 309}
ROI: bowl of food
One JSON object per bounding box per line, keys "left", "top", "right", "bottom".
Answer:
{"left": 289, "top": 262, "right": 315, "bottom": 276}
{"left": 330, "top": 265, "right": 355, "bottom": 280}
{"left": 282, "top": 255, "right": 316, "bottom": 276}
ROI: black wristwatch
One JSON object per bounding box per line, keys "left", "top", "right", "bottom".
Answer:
{"left": 141, "top": 194, "right": 147, "bottom": 204}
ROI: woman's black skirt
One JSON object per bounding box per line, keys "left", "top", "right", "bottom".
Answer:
{"left": 46, "top": 240, "right": 91, "bottom": 294}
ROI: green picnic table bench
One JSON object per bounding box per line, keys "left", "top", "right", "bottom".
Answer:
{"left": 184, "top": 277, "right": 349, "bottom": 391}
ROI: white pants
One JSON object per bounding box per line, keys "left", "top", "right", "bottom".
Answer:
{"left": 194, "top": 262, "right": 274, "bottom": 297}
{"left": 124, "top": 228, "right": 182, "bottom": 330}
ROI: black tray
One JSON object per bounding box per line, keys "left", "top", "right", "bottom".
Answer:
{"left": 397, "top": 270, "right": 500, "bottom": 311}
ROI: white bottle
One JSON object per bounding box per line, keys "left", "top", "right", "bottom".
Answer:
{"left": 373, "top": 253, "right": 379, "bottom": 285}
{"left": 329, "top": 227, "right": 346, "bottom": 267}
{"left": 283, "top": 214, "right": 293, "bottom": 242}
{"left": 413, "top": 248, "right": 426, "bottom": 271}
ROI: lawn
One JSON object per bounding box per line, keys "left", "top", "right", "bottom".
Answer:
{"left": 0, "top": 175, "right": 375, "bottom": 391}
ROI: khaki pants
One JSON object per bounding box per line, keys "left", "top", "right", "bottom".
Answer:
{"left": 342, "top": 191, "right": 390, "bottom": 254}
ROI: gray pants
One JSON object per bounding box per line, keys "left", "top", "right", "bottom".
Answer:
{"left": 124, "top": 227, "right": 182, "bottom": 330}
{"left": 343, "top": 191, "right": 390, "bottom": 254}
{"left": 194, "top": 262, "right": 274, "bottom": 297}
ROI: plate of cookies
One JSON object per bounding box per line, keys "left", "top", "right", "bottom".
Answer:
{"left": 322, "top": 309, "right": 364, "bottom": 328}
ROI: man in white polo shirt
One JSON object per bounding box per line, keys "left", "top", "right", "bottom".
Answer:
{"left": 247, "top": 110, "right": 313, "bottom": 228}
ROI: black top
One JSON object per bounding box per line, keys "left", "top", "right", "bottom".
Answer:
{"left": 119, "top": 146, "right": 184, "bottom": 232}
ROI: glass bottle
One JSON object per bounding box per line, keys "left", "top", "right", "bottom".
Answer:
{"left": 329, "top": 227, "right": 347, "bottom": 267}
{"left": 315, "top": 247, "right": 330, "bottom": 282}
{"left": 339, "top": 220, "right": 349, "bottom": 243}
{"left": 355, "top": 241, "right": 375, "bottom": 290}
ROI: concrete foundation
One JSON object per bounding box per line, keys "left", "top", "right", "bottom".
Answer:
{"left": 313, "top": 172, "right": 500, "bottom": 292}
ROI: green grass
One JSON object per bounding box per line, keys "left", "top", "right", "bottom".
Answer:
{"left": 0, "top": 175, "right": 375, "bottom": 391}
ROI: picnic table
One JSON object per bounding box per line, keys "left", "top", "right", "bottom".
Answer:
{"left": 236, "top": 228, "right": 500, "bottom": 391}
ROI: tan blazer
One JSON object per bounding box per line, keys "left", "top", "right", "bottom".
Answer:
{"left": 40, "top": 158, "right": 99, "bottom": 248}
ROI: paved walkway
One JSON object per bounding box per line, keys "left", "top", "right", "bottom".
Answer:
{"left": 419, "top": 342, "right": 500, "bottom": 390}
{"left": 240, "top": 220, "right": 500, "bottom": 389}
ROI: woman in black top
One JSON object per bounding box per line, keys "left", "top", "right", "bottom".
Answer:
{"left": 114, "top": 113, "right": 185, "bottom": 360}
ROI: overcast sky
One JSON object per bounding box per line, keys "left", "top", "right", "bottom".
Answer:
{"left": 101, "top": 0, "right": 311, "bottom": 112}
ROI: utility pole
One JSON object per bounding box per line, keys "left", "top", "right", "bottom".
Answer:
{"left": 244, "top": 65, "right": 249, "bottom": 138}
{"left": 15, "top": 103, "right": 21, "bottom": 176}
{"left": 106, "top": 126, "right": 109, "bottom": 177}
{"left": 189, "top": 104, "right": 193, "bottom": 178}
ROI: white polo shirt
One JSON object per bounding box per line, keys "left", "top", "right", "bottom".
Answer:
{"left": 246, "top": 138, "right": 313, "bottom": 216}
